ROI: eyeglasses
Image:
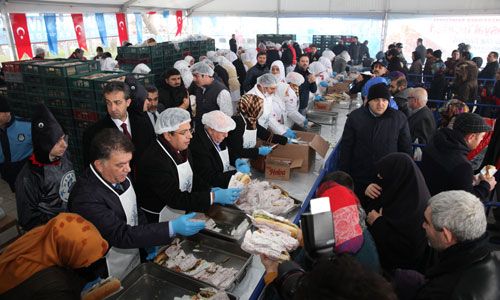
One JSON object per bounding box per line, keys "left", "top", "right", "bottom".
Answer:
{"left": 173, "top": 128, "right": 195, "bottom": 136}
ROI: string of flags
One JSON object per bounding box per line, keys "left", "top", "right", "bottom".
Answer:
{"left": 9, "top": 11, "right": 183, "bottom": 59}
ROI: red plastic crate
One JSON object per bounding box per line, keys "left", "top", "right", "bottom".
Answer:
{"left": 72, "top": 109, "right": 99, "bottom": 122}
{"left": 2, "top": 60, "right": 30, "bottom": 73}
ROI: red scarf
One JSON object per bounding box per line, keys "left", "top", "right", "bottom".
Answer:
{"left": 29, "top": 153, "right": 61, "bottom": 167}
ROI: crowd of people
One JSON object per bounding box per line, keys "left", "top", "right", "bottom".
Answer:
{"left": 0, "top": 32, "right": 499, "bottom": 300}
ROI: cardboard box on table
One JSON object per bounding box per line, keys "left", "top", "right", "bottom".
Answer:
{"left": 268, "top": 131, "right": 329, "bottom": 173}
{"left": 327, "top": 80, "right": 352, "bottom": 94}
{"left": 264, "top": 157, "right": 303, "bottom": 181}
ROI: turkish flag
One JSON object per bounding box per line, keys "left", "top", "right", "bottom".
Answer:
{"left": 115, "top": 13, "right": 128, "bottom": 46}
{"left": 175, "top": 10, "right": 183, "bottom": 36}
{"left": 71, "top": 14, "right": 88, "bottom": 51}
{"left": 10, "top": 13, "right": 32, "bottom": 59}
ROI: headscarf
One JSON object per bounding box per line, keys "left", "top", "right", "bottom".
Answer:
{"left": 241, "top": 53, "right": 251, "bottom": 64}
{"left": 337, "top": 50, "right": 351, "bottom": 62}
{"left": 132, "top": 63, "right": 151, "bottom": 74}
{"left": 184, "top": 55, "right": 194, "bottom": 65}
{"left": 316, "top": 182, "right": 364, "bottom": 254}
{"left": 271, "top": 60, "right": 285, "bottom": 82}
{"left": 227, "top": 51, "right": 238, "bottom": 63}
{"left": 237, "top": 94, "right": 264, "bottom": 130}
{"left": 318, "top": 56, "right": 332, "bottom": 71}
{"left": 246, "top": 48, "right": 258, "bottom": 65}
{"left": 438, "top": 99, "right": 469, "bottom": 128}
{"left": 322, "top": 49, "right": 335, "bottom": 61}
{"left": 101, "top": 57, "right": 118, "bottom": 71}
{"left": 0, "top": 213, "right": 108, "bottom": 293}
{"left": 276, "top": 82, "right": 289, "bottom": 100}
{"left": 309, "top": 61, "right": 327, "bottom": 76}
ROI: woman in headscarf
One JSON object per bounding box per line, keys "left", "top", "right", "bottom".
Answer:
{"left": 322, "top": 49, "right": 335, "bottom": 62}
{"left": 184, "top": 55, "right": 194, "bottom": 66}
{"left": 309, "top": 61, "right": 329, "bottom": 95}
{"left": 226, "top": 94, "right": 287, "bottom": 165}
{"left": 437, "top": 99, "right": 469, "bottom": 128}
{"left": 268, "top": 82, "right": 290, "bottom": 135}
{"left": 284, "top": 71, "right": 308, "bottom": 129}
{"left": 0, "top": 213, "right": 108, "bottom": 299}
{"left": 364, "top": 153, "right": 430, "bottom": 273}
{"left": 271, "top": 60, "right": 286, "bottom": 83}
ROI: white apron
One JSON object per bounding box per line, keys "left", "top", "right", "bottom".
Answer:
{"left": 91, "top": 165, "right": 140, "bottom": 280}
{"left": 241, "top": 114, "right": 257, "bottom": 164}
{"left": 157, "top": 139, "right": 193, "bottom": 222}
{"left": 205, "top": 129, "right": 230, "bottom": 172}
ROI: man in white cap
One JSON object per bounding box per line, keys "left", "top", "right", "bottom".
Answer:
{"left": 191, "top": 62, "right": 233, "bottom": 125}
{"left": 136, "top": 108, "right": 242, "bottom": 223}
{"left": 190, "top": 110, "right": 250, "bottom": 188}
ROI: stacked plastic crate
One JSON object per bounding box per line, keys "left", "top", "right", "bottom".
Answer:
{"left": 2, "top": 60, "right": 28, "bottom": 118}
{"left": 162, "top": 42, "right": 183, "bottom": 71}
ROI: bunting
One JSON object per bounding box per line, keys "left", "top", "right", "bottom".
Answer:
{"left": 71, "top": 14, "right": 88, "bottom": 51}
{"left": 10, "top": 13, "right": 32, "bottom": 59}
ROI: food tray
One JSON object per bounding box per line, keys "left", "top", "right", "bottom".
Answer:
{"left": 108, "top": 263, "right": 238, "bottom": 300}
{"left": 306, "top": 103, "right": 338, "bottom": 125}
{"left": 331, "top": 99, "right": 351, "bottom": 109}
{"left": 157, "top": 233, "right": 252, "bottom": 291}
{"left": 201, "top": 205, "right": 252, "bottom": 242}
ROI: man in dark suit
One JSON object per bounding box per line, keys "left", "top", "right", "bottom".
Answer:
{"left": 407, "top": 88, "right": 436, "bottom": 144}
{"left": 144, "top": 85, "right": 165, "bottom": 128}
{"left": 82, "top": 82, "right": 155, "bottom": 172}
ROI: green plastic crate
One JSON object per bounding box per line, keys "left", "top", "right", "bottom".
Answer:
{"left": 119, "top": 65, "right": 136, "bottom": 72}
{"left": 46, "top": 86, "right": 70, "bottom": 98}
{"left": 70, "top": 88, "right": 96, "bottom": 101}
{"left": 68, "top": 71, "right": 125, "bottom": 90}
{"left": 25, "top": 93, "right": 45, "bottom": 105}
{"left": 9, "top": 98, "right": 30, "bottom": 119}
{"left": 46, "top": 95, "right": 71, "bottom": 108}
{"left": 41, "top": 60, "right": 98, "bottom": 77}
{"left": 118, "top": 46, "right": 151, "bottom": 55}
{"left": 43, "top": 76, "right": 68, "bottom": 88}
{"left": 71, "top": 97, "right": 97, "bottom": 111}
{"left": 6, "top": 82, "right": 25, "bottom": 92}
{"left": 22, "top": 73, "right": 44, "bottom": 85}
{"left": 48, "top": 106, "right": 74, "bottom": 129}
{"left": 24, "top": 83, "right": 45, "bottom": 95}
{"left": 132, "top": 73, "right": 154, "bottom": 87}
{"left": 94, "top": 74, "right": 128, "bottom": 93}
{"left": 151, "top": 45, "right": 163, "bottom": 58}
{"left": 19, "top": 59, "right": 66, "bottom": 74}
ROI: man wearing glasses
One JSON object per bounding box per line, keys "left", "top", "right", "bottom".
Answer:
{"left": 136, "top": 108, "right": 242, "bottom": 223}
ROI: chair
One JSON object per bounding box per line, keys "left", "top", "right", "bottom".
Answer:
{"left": 0, "top": 215, "right": 23, "bottom": 250}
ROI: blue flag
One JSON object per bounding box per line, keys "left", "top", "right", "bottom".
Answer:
{"left": 95, "top": 13, "right": 108, "bottom": 47}
{"left": 134, "top": 13, "right": 142, "bottom": 43}
{"left": 43, "top": 14, "right": 58, "bottom": 55}
{"left": 162, "top": 11, "right": 169, "bottom": 18}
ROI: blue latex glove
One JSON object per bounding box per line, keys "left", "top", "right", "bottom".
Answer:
{"left": 332, "top": 72, "right": 338, "bottom": 77}
{"left": 171, "top": 212, "right": 206, "bottom": 236}
{"left": 258, "top": 146, "right": 272, "bottom": 156}
{"left": 145, "top": 246, "right": 159, "bottom": 261}
{"left": 314, "top": 96, "right": 326, "bottom": 101}
{"left": 82, "top": 277, "right": 101, "bottom": 292}
{"left": 338, "top": 77, "right": 344, "bottom": 82}
{"left": 235, "top": 158, "right": 250, "bottom": 174}
{"left": 283, "top": 129, "right": 297, "bottom": 139}
{"left": 213, "top": 188, "right": 243, "bottom": 205}
{"left": 303, "top": 119, "right": 309, "bottom": 126}
{"left": 319, "top": 81, "right": 328, "bottom": 87}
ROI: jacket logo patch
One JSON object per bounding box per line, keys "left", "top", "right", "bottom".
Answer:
{"left": 59, "top": 170, "right": 76, "bottom": 203}
{"left": 18, "top": 133, "right": 25, "bottom": 142}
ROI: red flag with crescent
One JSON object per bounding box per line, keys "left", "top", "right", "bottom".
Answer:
{"left": 10, "top": 13, "right": 32, "bottom": 59}
{"left": 71, "top": 14, "right": 88, "bottom": 51}
{"left": 116, "top": 13, "right": 129, "bottom": 46}
{"left": 175, "top": 10, "right": 183, "bottom": 36}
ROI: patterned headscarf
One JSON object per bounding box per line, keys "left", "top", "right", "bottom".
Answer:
{"left": 439, "top": 99, "right": 469, "bottom": 128}
{"left": 237, "top": 94, "right": 264, "bottom": 130}
{"left": 289, "top": 83, "right": 300, "bottom": 97}
{"left": 0, "top": 213, "right": 108, "bottom": 293}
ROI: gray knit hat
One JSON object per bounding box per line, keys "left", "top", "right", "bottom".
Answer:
{"left": 453, "top": 113, "right": 492, "bottom": 134}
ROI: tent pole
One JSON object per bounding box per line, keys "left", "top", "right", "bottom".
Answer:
{"left": 276, "top": 0, "right": 280, "bottom": 34}
{"left": 380, "top": 0, "right": 390, "bottom": 52}
{"left": 0, "top": 0, "right": 17, "bottom": 60}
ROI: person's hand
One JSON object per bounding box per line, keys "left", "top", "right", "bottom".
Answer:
{"left": 235, "top": 158, "right": 250, "bottom": 173}
{"left": 258, "top": 146, "right": 272, "bottom": 156}
{"left": 171, "top": 213, "right": 206, "bottom": 236}
{"left": 145, "top": 246, "right": 159, "bottom": 261}
{"left": 365, "top": 183, "right": 382, "bottom": 199}
{"left": 356, "top": 74, "right": 364, "bottom": 83}
{"left": 319, "top": 81, "right": 328, "bottom": 87}
{"left": 303, "top": 119, "right": 309, "bottom": 126}
{"left": 367, "top": 208, "right": 383, "bottom": 226}
{"left": 479, "top": 174, "right": 497, "bottom": 191}
{"left": 260, "top": 254, "right": 280, "bottom": 273}
{"left": 283, "top": 129, "right": 297, "bottom": 139}
{"left": 332, "top": 72, "right": 338, "bottom": 77}
{"left": 213, "top": 188, "right": 243, "bottom": 205}
{"left": 308, "top": 74, "right": 316, "bottom": 83}
{"left": 314, "top": 95, "right": 326, "bottom": 101}
{"left": 82, "top": 277, "right": 101, "bottom": 292}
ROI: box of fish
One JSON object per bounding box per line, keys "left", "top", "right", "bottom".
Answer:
{"left": 195, "top": 205, "right": 252, "bottom": 243}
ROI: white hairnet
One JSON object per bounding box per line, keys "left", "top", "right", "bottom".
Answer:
{"left": 338, "top": 50, "right": 351, "bottom": 62}
{"left": 309, "top": 62, "right": 327, "bottom": 75}
{"left": 132, "top": 63, "right": 151, "bottom": 74}
{"left": 241, "top": 53, "right": 251, "bottom": 63}
{"left": 218, "top": 56, "right": 235, "bottom": 70}
{"left": 286, "top": 71, "right": 305, "bottom": 86}
{"left": 207, "top": 51, "right": 216, "bottom": 60}
{"left": 203, "top": 59, "right": 215, "bottom": 69}
{"left": 181, "top": 70, "right": 193, "bottom": 88}
{"left": 275, "top": 44, "right": 282, "bottom": 51}
{"left": 191, "top": 61, "right": 214, "bottom": 76}
{"left": 246, "top": 48, "right": 258, "bottom": 65}
{"left": 174, "top": 60, "right": 190, "bottom": 72}
{"left": 271, "top": 60, "right": 285, "bottom": 82}
{"left": 35, "top": 48, "right": 45, "bottom": 55}
{"left": 101, "top": 57, "right": 118, "bottom": 71}
{"left": 201, "top": 110, "right": 236, "bottom": 133}
{"left": 227, "top": 51, "right": 238, "bottom": 62}
{"left": 155, "top": 107, "right": 191, "bottom": 135}
{"left": 184, "top": 55, "right": 194, "bottom": 64}
{"left": 318, "top": 57, "right": 332, "bottom": 71}
{"left": 257, "top": 73, "right": 279, "bottom": 87}
{"left": 276, "top": 82, "right": 289, "bottom": 99}
{"left": 322, "top": 50, "right": 335, "bottom": 61}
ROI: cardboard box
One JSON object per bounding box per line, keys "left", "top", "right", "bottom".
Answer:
{"left": 327, "top": 80, "right": 352, "bottom": 94}
{"left": 269, "top": 131, "right": 330, "bottom": 173}
{"left": 265, "top": 157, "right": 303, "bottom": 181}
{"left": 313, "top": 100, "right": 333, "bottom": 111}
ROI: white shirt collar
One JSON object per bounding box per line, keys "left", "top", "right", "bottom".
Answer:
{"left": 111, "top": 113, "right": 132, "bottom": 138}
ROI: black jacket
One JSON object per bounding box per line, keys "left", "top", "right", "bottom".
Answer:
{"left": 243, "top": 63, "right": 269, "bottom": 93}
{"left": 190, "top": 128, "right": 236, "bottom": 188}
{"left": 339, "top": 105, "right": 412, "bottom": 191}
{"left": 226, "top": 114, "right": 288, "bottom": 165}
{"left": 214, "top": 64, "right": 230, "bottom": 89}
{"left": 158, "top": 83, "right": 178, "bottom": 109}
{"left": 348, "top": 42, "right": 360, "bottom": 62}
{"left": 281, "top": 47, "right": 294, "bottom": 67}
{"left": 415, "top": 235, "right": 500, "bottom": 300}
{"left": 421, "top": 128, "right": 491, "bottom": 199}
{"left": 294, "top": 66, "right": 318, "bottom": 109}
{"left": 229, "top": 38, "right": 237, "bottom": 54}
{"left": 332, "top": 44, "right": 348, "bottom": 56}
{"left": 82, "top": 111, "right": 155, "bottom": 167}
{"left": 232, "top": 58, "right": 247, "bottom": 95}
{"left": 135, "top": 137, "right": 211, "bottom": 215}
{"left": 479, "top": 61, "right": 499, "bottom": 80}
{"left": 358, "top": 43, "right": 370, "bottom": 61}
{"left": 408, "top": 106, "right": 436, "bottom": 144}
{"left": 393, "top": 88, "right": 412, "bottom": 117}
{"left": 266, "top": 49, "right": 280, "bottom": 69}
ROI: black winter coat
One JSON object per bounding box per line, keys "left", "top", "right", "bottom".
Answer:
{"left": 243, "top": 63, "right": 269, "bottom": 93}
{"left": 420, "top": 128, "right": 491, "bottom": 199}
{"left": 281, "top": 48, "right": 293, "bottom": 68}
{"left": 214, "top": 64, "right": 230, "bottom": 89}
{"left": 408, "top": 106, "right": 436, "bottom": 144}
{"left": 232, "top": 58, "right": 247, "bottom": 95}
{"left": 339, "top": 106, "right": 412, "bottom": 192}
{"left": 479, "top": 61, "right": 499, "bottom": 81}
{"left": 266, "top": 49, "right": 280, "bottom": 69}
{"left": 294, "top": 66, "right": 317, "bottom": 109}
{"left": 190, "top": 128, "right": 236, "bottom": 189}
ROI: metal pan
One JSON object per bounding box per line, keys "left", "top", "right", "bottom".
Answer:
{"left": 108, "top": 262, "right": 238, "bottom": 300}
{"left": 201, "top": 205, "right": 252, "bottom": 242}
{"left": 157, "top": 233, "right": 252, "bottom": 291}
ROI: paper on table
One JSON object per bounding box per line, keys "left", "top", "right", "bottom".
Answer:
{"left": 309, "top": 197, "right": 331, "bottom": 215}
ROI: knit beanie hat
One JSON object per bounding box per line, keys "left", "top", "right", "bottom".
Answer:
{"left": 0, "top": 96, "right": 10, "bottom": 112}
{"left": 368, "top": 83, "right": 391, "bottom": 102}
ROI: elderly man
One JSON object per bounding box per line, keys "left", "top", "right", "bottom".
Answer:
{"left": 388, "top": 74, "right": 412, "bottom": 117}
{"left": 339, "top": 83, "right": 412, "bottom": 203}
{"left": 0, "top": 96, "right": 32, "bottom": 191}
{"left": 16, "top": 104, "right": 75, "bottom": 231}
{"left": 191, "top": 62, "right": 232, "bottom": 124}
{"left": 70, "top": 128, "right": 205, "bottom": 280}
{"left": 294, "top": 54, "right": 317, "bottom": 115}
{"left": 415, "top": 190, "right": 500, "bottom": 299}
{"left": 421, "top": 112, "right": 496, "bottom": 199}
{"left": 407, "top": 88, "right": 436, "bottom": 144}
{"left": 243, "top": 51, "right": 269, "bottom": 92}
{"left": 136, "top": 108, "right": 242, "bottom": 223}
{"left": 190, "top": 110, "right": 250, "bottom": 188}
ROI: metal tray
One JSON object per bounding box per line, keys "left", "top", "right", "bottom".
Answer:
{"left": 306, "top": 104, "right": 338, "bottom": 125}
{"left": 202, "top": 205, "right": 252, "bottom": 242}
{"left": 157, "top": 233, "right": 252, "bottom": 291}
{"left": 293, "top": 123, "right": 321, "bottom": 134}
{"left": 108, "top": 263, "right": 238, "bottom": 300}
